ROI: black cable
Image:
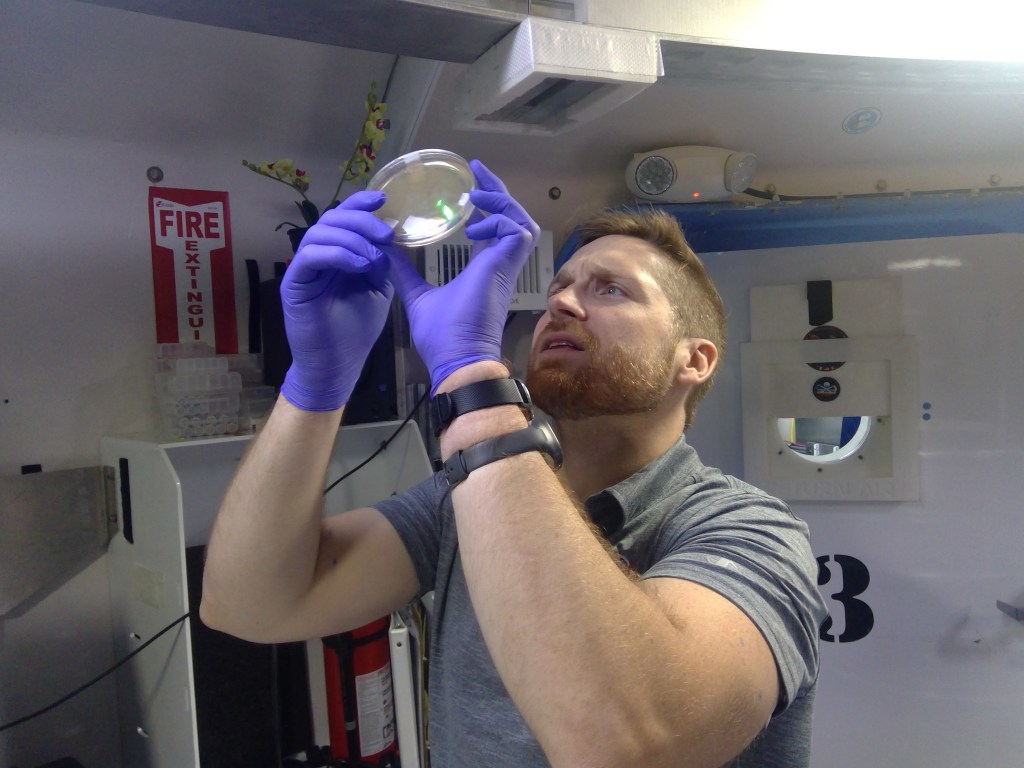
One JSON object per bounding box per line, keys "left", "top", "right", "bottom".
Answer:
{"left": 0, "top": 611, "right": 191, "bottom": 733}
{"left": 323, "top": 389, "right": 429, "bottom": 497}
{"left": 271, "top": 642, "right": 283, "bottom": 768}
{"left": 742, "top": 183, "right": 1024, "bottom": 203}
{"left": 432, "top": 488, "right": 457, "bottom": 634}
{"left": 380, "top": 55, "right": 401, "bottom": 103}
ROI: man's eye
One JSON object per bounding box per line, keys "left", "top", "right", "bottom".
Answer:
{"left": 601, "top": 284, "right": 625, "bottom": 296}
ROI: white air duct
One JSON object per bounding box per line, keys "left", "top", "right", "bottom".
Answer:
{"left": 453, "top": 17, "right": 663, "bottom": 136}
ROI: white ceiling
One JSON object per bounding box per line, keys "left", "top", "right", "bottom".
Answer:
{"left": 411, "top": 58, "right": 1024, "bottom": 241}
{"left": 67, "top": 0, "right": 1024, "bottom": 190}
{"left": 14, "top": 0, "right": 1024, "bottom": 242}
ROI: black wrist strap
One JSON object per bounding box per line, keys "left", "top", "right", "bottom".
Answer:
{"left": 431, "top": 378, "right": 532, "bottom": 437}
{"left": 442, "top": 421, "right": 563, "bottom": 488}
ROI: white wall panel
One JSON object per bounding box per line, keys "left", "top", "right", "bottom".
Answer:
{"left": 688, "top": 233, "right": 1024, "bottom": 767}
{"left": 0, "top": 3, "right": 395, "bottom": 764}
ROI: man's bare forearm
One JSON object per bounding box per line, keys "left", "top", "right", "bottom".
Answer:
{"left": 452, "top": 451, "right": 776, "bottom": 768}
{"left": 200, "top": 396, "right": 343, "bottom": 641}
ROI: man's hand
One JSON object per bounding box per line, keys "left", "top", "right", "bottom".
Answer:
{"left": 388, "top": 160, "right": 539, "bottom": 394}
{"left": 280, "top": 191, "right": 396, "bottom": 411}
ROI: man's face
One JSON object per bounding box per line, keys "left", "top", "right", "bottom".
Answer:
{"left": 526, "top": 235, "right": 681, "bottom": 420}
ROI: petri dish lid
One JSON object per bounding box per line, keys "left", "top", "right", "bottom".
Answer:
{"left": 366, "top": 149, "right": 475, "bottom": 246}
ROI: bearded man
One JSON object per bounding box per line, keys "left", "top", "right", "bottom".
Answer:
{"left": 201, "top": 160, "right": 826, "bottom": 768}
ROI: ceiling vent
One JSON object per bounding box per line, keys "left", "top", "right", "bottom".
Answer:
{"left": 453, "top": 17, "right": 663, "bottom": 135}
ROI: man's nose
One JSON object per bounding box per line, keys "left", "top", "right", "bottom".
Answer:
{"left": 546, "top": 286, "right": 585, "bottom": 319}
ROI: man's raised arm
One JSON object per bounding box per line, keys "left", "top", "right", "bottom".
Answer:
{"left": 200, "top": 191, "right": 417, "bottom": 644}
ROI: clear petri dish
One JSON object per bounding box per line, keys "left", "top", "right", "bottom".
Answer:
{"left": 366, "top": 149, "right": 475, "bottom": 246}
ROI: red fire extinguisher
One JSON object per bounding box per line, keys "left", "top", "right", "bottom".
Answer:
{"left": 322, "top": 616, "right": 399, "bottom": 766}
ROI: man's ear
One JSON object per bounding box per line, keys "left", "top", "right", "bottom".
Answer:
{"left": 675, "top": 339, "right": 718, "bottom": 386}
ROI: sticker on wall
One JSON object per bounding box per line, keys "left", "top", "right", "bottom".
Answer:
{"left": 804, "top": 325, "right": 848, "bottom": 371}
{"left": 817, "top": 554, "right": 874, "bottom": 643}
{"left": 813, "top": 376, "right": 841, "bottom": 402}
{"left": 148, "top": 187, "right": 237, "bottom": 353}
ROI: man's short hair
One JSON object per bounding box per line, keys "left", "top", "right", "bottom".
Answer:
{"left": 573, "top": 208, "right": 727, "bottom": 428}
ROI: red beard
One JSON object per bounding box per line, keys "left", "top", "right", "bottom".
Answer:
{"left": 526, "top": 319, "right": 675, "bottom": 421}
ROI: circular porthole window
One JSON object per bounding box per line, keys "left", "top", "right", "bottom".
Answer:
{"left": 776, "top": 415, "right": 872, "bottom": 464}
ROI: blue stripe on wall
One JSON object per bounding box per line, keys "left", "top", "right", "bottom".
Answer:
{"left": 555, "top": 191, "right": 1024, "bottom": 269}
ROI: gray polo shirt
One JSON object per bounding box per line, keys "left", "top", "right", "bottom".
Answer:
{"left": 375, "top": 434, "right": 826, "bottom": 768}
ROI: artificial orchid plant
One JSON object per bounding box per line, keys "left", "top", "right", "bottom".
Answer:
{"left": 242, "top": 82, "right": 388, "bottom": 243}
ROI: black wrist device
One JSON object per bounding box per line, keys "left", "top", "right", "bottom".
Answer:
{"left": 430, "top": 378, "right": 532, "bottom": 437}
{"left": 442, "top": 421, "right": 563, "bottom": 488}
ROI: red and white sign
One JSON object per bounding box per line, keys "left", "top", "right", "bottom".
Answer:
{"left": 149, "top": 187, "right": 237, "bottom": 353}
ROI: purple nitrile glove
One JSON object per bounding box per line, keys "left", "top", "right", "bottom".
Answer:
{"left": 388, "top": 160, "right": 540, "bottom": 395}
{"left": 279, "top": 190, "right": 396, "bottom": 411}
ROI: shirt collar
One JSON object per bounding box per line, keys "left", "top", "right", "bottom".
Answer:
{"left": 584, "top": 434, "right": 702, "bottom": 536}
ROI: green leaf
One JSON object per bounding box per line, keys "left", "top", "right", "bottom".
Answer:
{"left": 295, "top": 199, "right": 320, "bottom": 227}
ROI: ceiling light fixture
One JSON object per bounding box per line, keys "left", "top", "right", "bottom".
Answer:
{"left": 625, "top": 145, "right": 758, "bottom": 203}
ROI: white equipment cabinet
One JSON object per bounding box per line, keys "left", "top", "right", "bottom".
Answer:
{"left": 102, "top": 421, "right": 432, "bottom": 768}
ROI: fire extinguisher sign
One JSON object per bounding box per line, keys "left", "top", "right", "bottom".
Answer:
{"left": 148, "top": 187, "right": 238, "bottom": 353}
